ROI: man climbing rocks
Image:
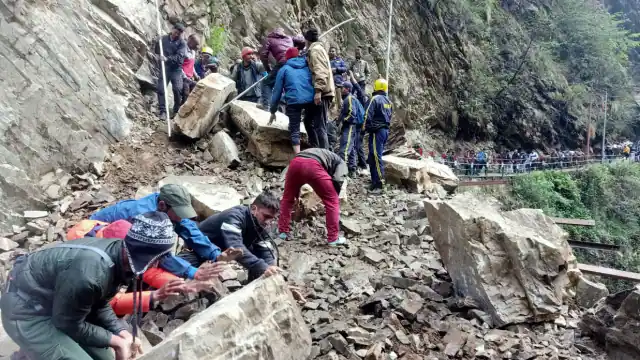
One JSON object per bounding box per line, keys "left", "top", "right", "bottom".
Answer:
{"left": 231, "top": 47, "right": 264, "bottom": 103}
{"left": 258, "top": 28, "right": 294, "bottom": 109}
{"left": 305, "top": 28, "right": 335, "bottom": 149}
{"left": 182, "top": 34, "right": 200, "bottom": 103}
{"left": 350, "top": 47, "right": 370, "bottom": 92}
{"left": 279, "top": 148, "right": 348, "bottom": 246}
{"left": 195, "top": 46, "right": 219, "bottom": 79}
{"left": 199, "top": 191, "right": 282, "bottom": 280}
{"left": 329, "top": 46, "right": 348, "bottom": 116}
{"left": 155, "top": 23, "right": 187, "bottom": 119}
{"left": 269, "top": 47, "right": 314, "bottom": 154}
{"left": 363, "top": 78, "right": 392, "bottom": 193}
{"left": 338, "top": 82, "right": 365, "bottom": 177}
{"left": 89, "top": 184, "right": 241, "bottom": 284}
{"left": 1, "top": 212, "right": 176, "bottom": 360}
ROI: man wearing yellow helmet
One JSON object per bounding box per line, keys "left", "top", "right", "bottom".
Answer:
{"left": 194, "top": 46, "right": 219, "bottom": 79}
{"left": 362, "top": 78, "right": 392, "bottom": 193}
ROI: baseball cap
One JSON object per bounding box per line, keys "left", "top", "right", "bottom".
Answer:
{"left": 158, "top": 184, "right": 197, "bottom": 219}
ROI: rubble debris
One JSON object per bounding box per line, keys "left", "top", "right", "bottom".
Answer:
{"left": 22, "top": 211, "right": 48, "bottom": 219}
{"left": 138, "top": 276, "right": 311, "bottom": 360}
{"left": 174, "top": 74, "right": 235, "bottom": 139}
{"left": 575, "top": 275, "right": 609, "bottom": 309}
{"left": 425, "top": 194, "right": 577, "bottom": 327}
{"left": 229, "top": 100, "right": 307, "bottom": 167}
{"left": 158, "top": 176, "right": 242, "bottom": 218}
{"left": 209, "top": 131, "right": 241, "bottom": 169}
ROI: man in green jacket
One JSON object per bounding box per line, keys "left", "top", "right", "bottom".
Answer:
{"left": 1, "top": 211, "right": 177, "bottom": 360}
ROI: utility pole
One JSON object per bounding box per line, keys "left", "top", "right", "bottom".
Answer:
{"left": 586, "top": 96, "right": 593, "bottom": 160}
{"left": 601, "top": 90, "right": 608, "bottom": 162}
{"left": 385, "top": 0, "right": 394, "bottom": 79}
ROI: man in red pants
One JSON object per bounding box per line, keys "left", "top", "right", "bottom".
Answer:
{"left": 278, "top": 148, "right": 348, "bottom": 246}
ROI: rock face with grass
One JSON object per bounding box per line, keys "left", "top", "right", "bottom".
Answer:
{"left": 425, "top": 194, "right": 577, "bottom": 327}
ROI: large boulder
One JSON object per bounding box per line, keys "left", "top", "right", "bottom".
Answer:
{"left": 382, "top": 156, "right": 458, "bottom": 194}
{"left": 138, "top": 275, "right": 312, "bottom": 360}
{"left": 158, "top": 176, "right": 242, "bottom": 219}
{"left": 209, "top": 131, "right": 240, "bottom": 169}
{"left": 424, "top": 194, "right": 577, "bottom": 327}
{"left": 229, "top": 101, "right": 307, "bottom": 167}
{"left": 174, "top": 74, "right": 235, "bottom": 139}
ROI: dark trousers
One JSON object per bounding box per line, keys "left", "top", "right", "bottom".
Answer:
{"left": 1, "top": 294, "right": 113, "bottom": 360}
{"left": 307, "top": 97, "right": 332, "bottom": 149}
{"left": 356, "top": 130, "right": 367, "bottom": 168}
{"left": 327, "top": 121, "right": 339, "bottom": 152}
{"left": 182, "top": 77, "right": 197, "bottom": 105}
{"left": 239, "top": 94, "right": 260, "bottom": 103}
{"left": 261, "top": 63, "right": 284, "bottom": 107}
{"left": 157, "top": 69, "right": 183, "bottom": 115}
{"left": 368, "top": 128, "right": 389, "bottom": 186}
{"left": 287, "top": 103, "right": 312, "bottom": 146}
{"left": 354, "top": 81, "right": 367, "bottom": 101}
{"left": 339, "top": 123, "right": 358, "bottom": 171}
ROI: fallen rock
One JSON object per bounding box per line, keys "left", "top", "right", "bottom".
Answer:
{"left": 22, "top": 211, "right": 48, "bottom": 219}
{"left": 382, "top": 156, "right": 432, "bottom": 193}
{"left": 422, "top": 159, "right": 459, "bottom": 192}
{"left": 158, "top": 176, "right": 243, "bottom": 218}
{"left": 425, "top": 194, "right": 576, "bottom": 327}
{"left": 138, "top": 275, "right": 311, "bottom": 360}
{"left": 229, "top": 100, "right": 307, "bottom": 167}
{"left": 0, "top": 238, "right": 19, "bottom": 252}
{"left": 575, "top": 276, "right": 609, "bottom": 309}
{"left": 174, "top": 74, "right": 235, "bottom": 139}
{"left": 209, "top": 131, "right": 241, "bottom": 169}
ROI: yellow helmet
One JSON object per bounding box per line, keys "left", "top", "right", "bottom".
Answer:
{"left": 374, "top": 78, "right": 388, "bottom": 92}
{"left": 202, "top": 46, "right": 214, "bottom": 56}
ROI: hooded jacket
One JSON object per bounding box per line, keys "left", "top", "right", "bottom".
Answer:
{"left": 296, "top": 148, "right": 348, "bottom": 194}
{"left": 307, "top": 42, "right": 335, "bottom": 98}
{"left": 199, "top": 206, "right": 274, "bottom": 277}
{"left": 270, "top": 57, "right": 314, "bottom": 112}
{"left": 363, "top": 91, "right": 393, "bottom": 132}
{"left": 260, "top": 28, "right": 294, "bottom": 71}
{"left": 4, "top": 238, "right": 128, "bottom": 348}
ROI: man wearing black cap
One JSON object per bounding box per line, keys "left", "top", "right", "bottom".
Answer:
{"left": 90, "top": 184, "right": 241, "bottom": 283}
{"left": 155, "top": 23, "right": 187, "bottom": 119}
{"left": 337, "top": 81, "right": 365, "bottom": 176}
{"left": 305, "top": 28, "right": 334, "bottom": 150}
{"left": 1, "top": 212, "right": 176, "bottom": 360}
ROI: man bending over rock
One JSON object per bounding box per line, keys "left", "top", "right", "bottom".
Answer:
{"left": 89, "top": 184, "right": 242, "bottom": 288}
{"left": 1, "top": 212, "right": 175, "bottom": 360}
{"left": 278, "top": 148, "right": 348, "bottom": 246}
{"left": 199, "top": 191, "right": 281, "bottom": 280}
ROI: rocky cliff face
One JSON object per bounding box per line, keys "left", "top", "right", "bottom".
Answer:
{"left": 0, "top": 0, "right": 636, "bottom": 230}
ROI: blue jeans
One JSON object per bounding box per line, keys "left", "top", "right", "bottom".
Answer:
{"left": 368, "top": 128, "right": 389, "bottom": 186}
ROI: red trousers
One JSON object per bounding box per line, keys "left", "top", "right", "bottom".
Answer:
{"left": 278, "top": 157, "right": 340, "bottom": 242}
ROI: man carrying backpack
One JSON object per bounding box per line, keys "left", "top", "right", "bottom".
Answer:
{"left": 337, "top": 82, "right": 365, "bottom": 177}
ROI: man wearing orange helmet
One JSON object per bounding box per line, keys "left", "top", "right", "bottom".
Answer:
{"left": 231, "top": 47, "right": 265, "bottom": 103}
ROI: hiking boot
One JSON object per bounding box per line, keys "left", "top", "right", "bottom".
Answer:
{"left": 368, "top": 183, "right": 385, "bottom": 194}
{"left": 328, "top": 236, "right": 348, "bottom": 246}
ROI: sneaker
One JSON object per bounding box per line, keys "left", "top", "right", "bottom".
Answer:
{"left": 328, "top": 236, "right": 348, "bottom": 246}
{"left": 278, "top": 232, "right": 288, "bottom": 241}
{"left": 348, "top": 171, "right": 357, "bottom": 178}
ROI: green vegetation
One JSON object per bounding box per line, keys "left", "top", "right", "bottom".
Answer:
{"left": 207, "top": 26, "right": 227, "bottom": 55}
{"left": 496, "top": 162, "right": 640, "bottom": 291}
{"left": 436, "top": 0, "right": 640, "bottom": 147}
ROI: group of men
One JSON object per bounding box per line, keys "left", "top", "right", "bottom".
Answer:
{"left": 1, "top": 170, "right": 356, "bottom": 359}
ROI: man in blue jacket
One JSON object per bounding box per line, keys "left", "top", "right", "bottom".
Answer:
{"left": 199, "top": 191, "right": 281, "bottom": 280}
{"left": 338, "top": 82, "right": 365, "bottom": 176}
{"left": 362, "top": 78, "right": 393, "bottom": 193}
{"left": 89, "top": 184, "right": 241, "bottom": 281}
{"left": 269, "top": 47, "right": 315, "bottom": 153}
{"left": 349, "top": 72, "right": 370, "bottom": 172}
{"left": 329, "top": 46, "right": 348, "bottom": 115}
{"left": 155, "top": 23, "right": 187, "bottom": 119}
